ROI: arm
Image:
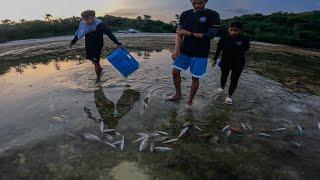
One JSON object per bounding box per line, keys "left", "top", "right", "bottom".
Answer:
{"left": 70, "top": 22, "right": 82, "bottom": 48}
{"left": 213, "top": 38, "right": 222, "bottom": 60}
{"left": 177, "top": 12, "right": 220, "bottom": 39}
{"left": 172, "top": 33, "right": 183, "bottom": 60}
{"left": 172, "top": 12, "right": 186, "bottom": 60}
{"left": 100, "top": 24, "right": 122, "bottom": 46}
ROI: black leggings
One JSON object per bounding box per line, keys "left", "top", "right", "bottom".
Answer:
{"left": 220, "top": 65, "right": 244, "bottom": 97}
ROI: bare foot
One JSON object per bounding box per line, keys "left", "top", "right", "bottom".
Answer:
{"left": 165, "top": 94, "right": 182, "bottom": 101}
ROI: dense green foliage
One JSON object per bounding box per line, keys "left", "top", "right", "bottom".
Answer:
{"left": 0, "top": 10, "right": 319, "bottom": 48}
{"left": 0, "top": 15, "right": 176, "bottom": 43}
{"left": 221, "top": 10, "right": 320, "bottom": 48}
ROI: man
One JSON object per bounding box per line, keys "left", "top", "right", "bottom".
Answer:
{"left": 168, "top": 0, "right": 220, "bottom": 108}
{"left": 70, "top": 10, "right": 122, "bottom": 83}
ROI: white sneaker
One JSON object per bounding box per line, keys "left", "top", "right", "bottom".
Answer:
{"left": 225, "top": 97, "right": 233, "bottom": 105}
{"left": 217, "top": 88, "right": 224, "bottom": 93}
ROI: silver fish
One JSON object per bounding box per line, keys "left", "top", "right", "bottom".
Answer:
{"left": 139, "top": 136, "right": 149, "bottom": 152}
{"left": 246, "top": 123, "right": 252, "bottom": 130}
{"left": 178, "top": 127, "right": 189, "bottom": 138}
{"left": 105, "top": 134, "right": 114, "bottom": 141}
{"left": 290, "top": 140, "right": 301, "bottom": 148}
{"left": 272, "top": 128, "right": 286, "bottom": 132}
{"left": 115, "top": 132, "right": 121, "bottom": 136}
{"left": 149, "top": 133, "right": 161, "bottom": 137}
{"left": 297, "top": 125, "right": 304, "bottom": 135}
{"left": 222, "top": 125, "right": 231, "bottom": 133}
{"left": 104, "top": 141, "right": 116, "bottom": 148}
{"left": 162, "top": 138, "right": 179, "bottom": 144}
{"left": 132, "top": 136, "right": 146, "bottom": 143}
{"left": 137, "top": 133, "right": 148, "bottom": 137}
{"left": 318, "top": 121, "right": 320, "bottom": 130}
{"left": 154, "top": 136, "right": 168, "bottom": 142}
{"left": 60, "top": 115, "right": 70, "bottom": 119}
{"left": 112, "top": 140, "right": 122, "bottom": 146}
{"left": 155, "top": 147, "right": 173, "bottom": 152}
{"left": 241, "top": 123, "right": 247, "bottom": 130}
{"left": 150, "top": 142, "right": 155, "bottom": 152}
{"left": 258, "top": 133, "right": 271, "bottom": 137}
{"left": 84, "top": 133, "right": 101, "bottom": 142}
{"left": 155, "top": 131, "right": 168, "bottom": 135}
{"left": 120, "top": 136, "right": 125, "bottom": 151}
{"left": 194, "top": 125, "right": 203, "bottom": 131}
{"left": 226, "top": 130, "right": 231, "bottom": 137}
{"left": 99, "top": 121, "right": 104, "bottom": 132}
{"left": 103, "top": 129, "right": 116, "bottom": 133}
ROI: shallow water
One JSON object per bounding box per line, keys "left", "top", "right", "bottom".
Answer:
{"left": 0, "top": 48, "right": 320, "bottom": 179}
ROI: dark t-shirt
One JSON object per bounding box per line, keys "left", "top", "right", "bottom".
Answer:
{"left": 216, "top": 34, "right": 250, "bottom": 67}
{"left": 179, "top": 9, "right": 220, "bottom": 58}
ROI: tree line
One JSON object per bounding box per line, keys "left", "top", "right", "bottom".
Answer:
{"left": 0, "top": 10, "right": 319, "bottom": 48}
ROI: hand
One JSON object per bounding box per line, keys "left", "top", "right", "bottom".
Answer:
{"left": 176, "top": 29, "right": 192, "bottom": 37}
{"left": 171, "top": 50, "right": 180, "bottom": 60}
{"left": 69, "top": 43, "right": 74, "bottom": 49}
{"left": 212, "top": 58, "right": 217, "bottom": 67}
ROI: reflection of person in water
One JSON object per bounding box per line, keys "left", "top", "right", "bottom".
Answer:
{"left": 94, "top": 87, "right": 140, "bottom": 129}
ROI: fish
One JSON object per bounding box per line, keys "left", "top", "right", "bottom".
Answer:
{"left": 149, "top": 133, "right": 161, "bottom": 137}
{"left": 317, "top": 121, "right": 320, "bottom": 130}
{"left": 150, "top": 142, "right": 155, "bottom": 152}
{"left": 258, "top": 133, "right": 271, "bottom": 137}
{"left": 132, "top": 136, "right": 146, "bottom": 143}
{"left": 272, "top": 128, "right": 286, "bottom": 132}
{"left": 103, "top": 129, "right": 116, "bottom": 133}
{"left": 178, "top": 127, "right": 189, "bottom": 139}
{"left": 290, "top": 140, "right": 301, "bottom": 148}
{"left": 137, "top": 133, "right": 148, "bottom": 137}
{"left": 105, "top": 134, "right": 114, "bottom": 141}
{"left": 120, "top": 136, "right": 125, "bottom": 151}
{"left": 60, "top": 115, "right": 70, "bottom": 119}
{"left": 194, "top": 125, "right": 203, "bottom": 131}
{"left": 226, "top": 130, "right": 231, "bottom": 137}
{"left": 52, "top": 116, "right": 63, "bottom": 122}
{"left": 297, "top": 125, "right": 304, "bottom": 135}
{"left": 155, "top": 131, "right": 168, "bottom": 135}
{"left": 139, "top": 136, "right": 149, "bottom": 152}
{"left": 155, "top": 147, "right": 173, "bottom": 152}
{"left": 112, "top": 140, "right": 122, "bottom": 146}
{"left": 84, "top": 133, "right": 101, "bottom": 142}
{"left": 222, "top": 125, "right": 231, "bottom": 133}
{"left": 245, "top": 123, "right": 252, "bottom": 130}
{"left": 241, "top": 123, "right": 247, "bottom": 130}
{"left": 154, "top": 136, "right": 168, "bottom": 142}
{"left": 115, "top": 132, "right": 121, "bottom": 136}
{"left": 104, "top": 141, "right": 116, "bottom": 148}
{"left": 162, "top": 138, "right": 179, "bottom": 144}
{"left": 99, "top": 121, "right": 104, "bottom": 132}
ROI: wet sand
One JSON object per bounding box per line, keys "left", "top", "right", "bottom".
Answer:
{"left": 0, "top": 35, "right": 320, "bottom": 179}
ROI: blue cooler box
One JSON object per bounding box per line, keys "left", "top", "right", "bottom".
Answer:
{"left": 107, "top": 48, "right": 139, "bottom": 77}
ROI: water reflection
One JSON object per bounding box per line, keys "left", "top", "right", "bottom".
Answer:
{"left": 93, "top": 86, "right": 140, "bottom": 128}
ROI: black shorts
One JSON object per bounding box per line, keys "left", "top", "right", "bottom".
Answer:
{"left": 86, "top": 48, "right": 102, "bottom": 62}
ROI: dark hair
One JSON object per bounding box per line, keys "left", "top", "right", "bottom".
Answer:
{"left": 229, "top": 21, "right": 243, "bottom": 30}
{"left": 81, "top": 10, "right": 96, "bottom": 19}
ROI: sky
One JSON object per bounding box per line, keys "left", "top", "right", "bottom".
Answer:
{"left": 0, "top": 0, "right": 319, "bottom": 22}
